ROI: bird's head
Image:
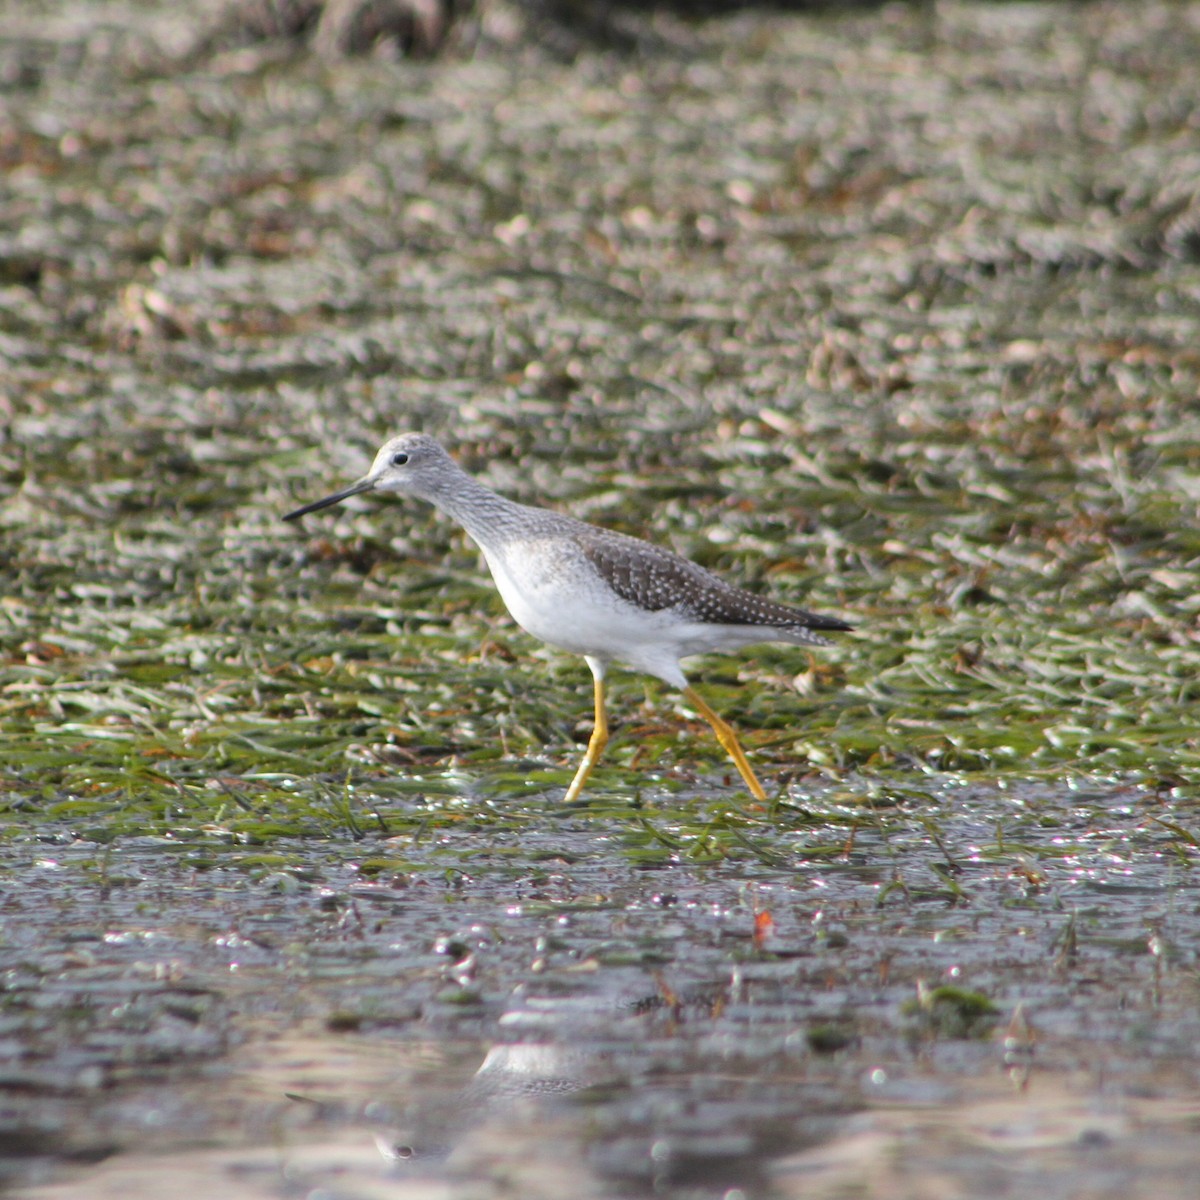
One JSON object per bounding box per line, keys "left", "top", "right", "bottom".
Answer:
{"left": 283, "top": 433, "right": 452, "bottom": 520}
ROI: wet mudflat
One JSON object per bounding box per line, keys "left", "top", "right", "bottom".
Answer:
{"left": 3, "top": 0, "right": 1200, "bottom": 1195}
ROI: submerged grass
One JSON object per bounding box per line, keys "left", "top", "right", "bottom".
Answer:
{"left": 1, "top": 0, "right": 1200, "bottom": 876}
{"left": 3, "top": 568, "right": 1197, "bottom": 859}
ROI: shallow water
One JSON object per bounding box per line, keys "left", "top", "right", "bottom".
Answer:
{"left": 6, "top": 777, "right": 1199, "bottom": 1197}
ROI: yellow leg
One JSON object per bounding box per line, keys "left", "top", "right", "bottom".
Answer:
{"left": 682, "top": 685, "right": 767, "bottom": 800}
{"left": 564, "top": 673, "right": 609, "bottom": 802}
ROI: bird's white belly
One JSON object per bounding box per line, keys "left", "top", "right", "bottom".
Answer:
{"left": 482, "top": 544, "right": 689, "bottom": 685}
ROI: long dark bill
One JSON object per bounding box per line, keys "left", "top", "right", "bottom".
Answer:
{"left": 282, "top": 479, "right": 375, "bottom": 521}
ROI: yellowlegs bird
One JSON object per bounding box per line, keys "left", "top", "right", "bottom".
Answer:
{"left": 284, "top": 434, "right": 851, "bottom": 801}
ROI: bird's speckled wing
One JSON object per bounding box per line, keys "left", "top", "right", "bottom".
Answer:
{"left": 578, "top": 529, "right": 851, "bottom": 641}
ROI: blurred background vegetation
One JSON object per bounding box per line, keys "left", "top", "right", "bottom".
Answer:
{"left": 2, "top": 0, "right": 1200, "bottom": 824}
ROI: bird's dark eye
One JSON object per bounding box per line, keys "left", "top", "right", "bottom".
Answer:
{"left": 391, "top": 452, "right": 409, "bottom": 466}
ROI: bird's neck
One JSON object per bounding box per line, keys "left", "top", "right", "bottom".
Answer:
{"left": 422, "top": 466, "right": 528, "bottom": 550}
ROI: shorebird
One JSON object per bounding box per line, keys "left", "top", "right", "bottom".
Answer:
{"left": 284, "top": 434, "right": 850, "bottom": 801}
